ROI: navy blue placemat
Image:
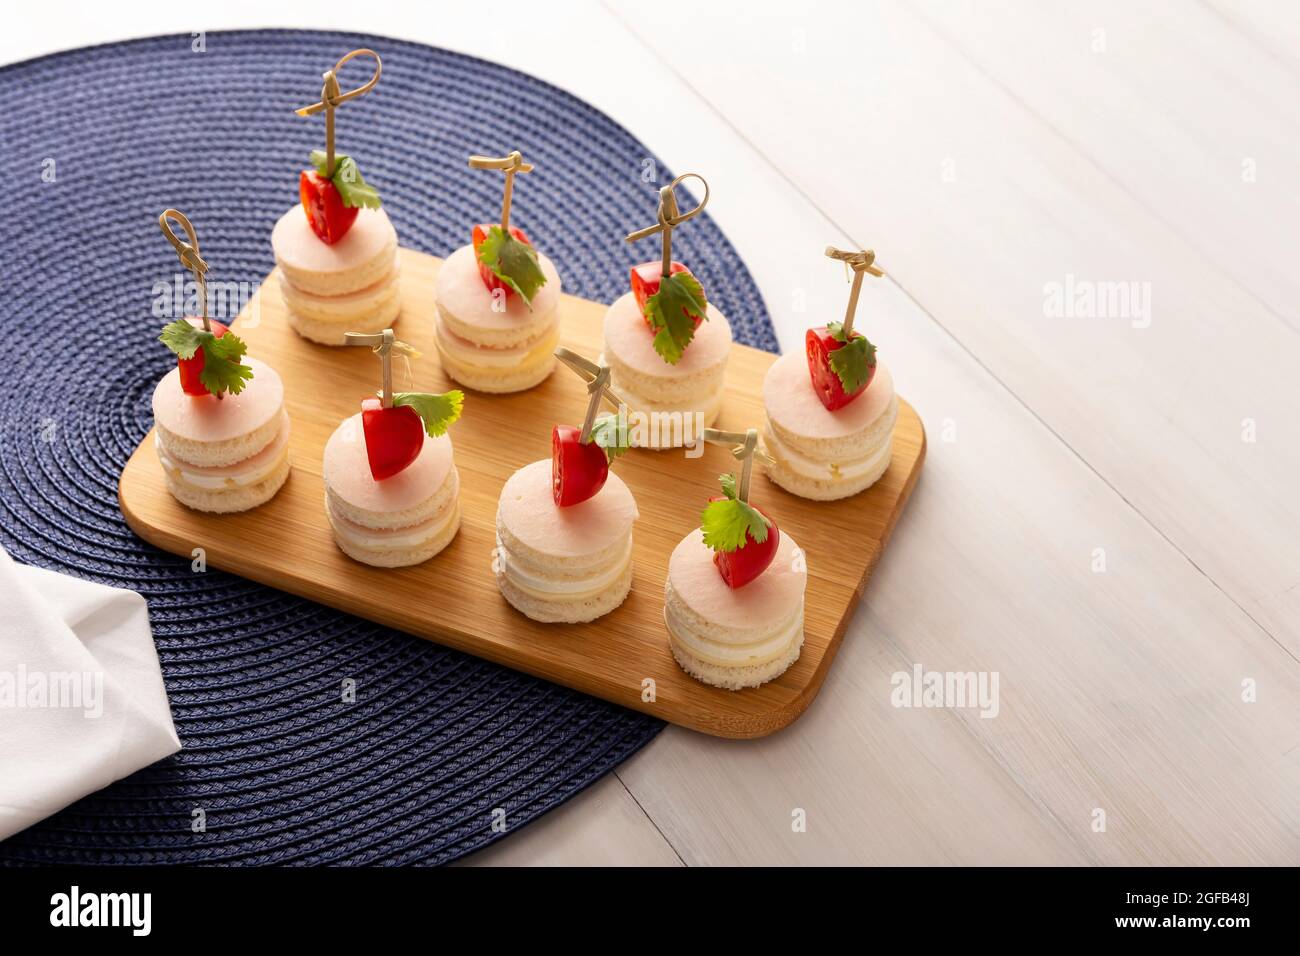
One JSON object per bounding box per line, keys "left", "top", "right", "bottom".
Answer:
{"left": 0, "top": 29, "right": 775, "bottom": 865}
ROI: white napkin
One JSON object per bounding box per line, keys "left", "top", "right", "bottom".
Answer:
{"left": 0, "top": 546, "right": 181, "bottom": 841}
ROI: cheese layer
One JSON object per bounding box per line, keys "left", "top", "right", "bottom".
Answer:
{"left": 155, "top": 412, "right": 289, "bottom": 490}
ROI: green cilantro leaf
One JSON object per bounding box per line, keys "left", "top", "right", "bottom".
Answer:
{"left": 826, "top": 321, "right": 877, "bottom": 394}
{"left": 310, "top": 150, "right": 382, "bottom": 209}
{"left": 158, "top": 319, "right": 253, "bottom": 396}
{"left": 200, "top": 332, "right": 253, "bottom": 395}
{"left": 391, "top": 390, "right": 465, "bottom": 437}
{"left": 644, "top": 271, "right": 707, "bottom": 365}
{"left": 159, "top": 319, "right": 205, "bottom": 360}
{"left": 588, "top": 413, "right": 631, "bottom": 463}
{"left": 700, "top": 472, "right": 771, "bottom": 552}
{"left": 476, "top": 226, "right": 547, "bottom": 306}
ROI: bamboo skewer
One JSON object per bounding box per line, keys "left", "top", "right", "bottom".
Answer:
{"left": 159, "top": 208, "right": 223, "bottom": 400}
{"left": 158, "top": 209, "right": 209, "bottom": 333}
{"left": 554, "top": 347, "right": 632, "bottom": 444}
{"left": 345, "top": 329, "right": 419, "bottom": 408}
{"left": 824, "top": 246, "right": 884, "bottom": 337}
{"left": 577, "top": 366, "right": 611, "bottom": 442}
{"left": 626, "top": 172, "right": 710, "bottom": 273}
{"left": 703, "top": 427, "right": 774, "bottom": 503}
{"left": 468, "top": 151, "right": 535, "bottom": 231}
{"left": 296, "top": 48, "right": 383, "bottom": 179}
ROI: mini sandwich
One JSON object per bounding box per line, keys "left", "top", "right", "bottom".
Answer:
{"left": 435, "top": 150, "right": 561, "bottom": 393}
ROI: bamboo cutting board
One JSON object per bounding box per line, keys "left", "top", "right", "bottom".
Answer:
{"left": 119, "top": 248, "right": 924, "bottom": 738}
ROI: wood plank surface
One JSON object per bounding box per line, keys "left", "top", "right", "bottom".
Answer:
{"left": 602, "top": 0, "right": 1300, "bottom": 864}
{"left": 615, "top": 0, "right": 1300, "bottom": 655}
{"left": 458, "top": 775, "right": 683, "bottom": 867}
{"left": 119, "top": 247, "right": 925, "bottom": 739}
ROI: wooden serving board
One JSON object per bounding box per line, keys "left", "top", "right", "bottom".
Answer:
{"left": 120, "top": 248, "right": 925, "bottom": 738}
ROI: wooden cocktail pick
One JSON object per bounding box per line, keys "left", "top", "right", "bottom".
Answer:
{"left": 344, "top": 329, "right": 418, "bottom": 408}
{"left": 159, "top": 208, "right": 225, "bottom": 400}
{"left": 554, "top": 347, "right": 630, "bottom": 442}
{"left": 296, "top": 49, "right": 383, "bottom": 179}
{"left": 468, "top": 151, "right": 535, "bottom": 231}
{"left": 158, "top": 209, "right": 209, "bottom": 333}
{"left": 825, "top": 246, "right": 884, "bottom": 338}
{"left": 703, "top": 427, "right": 775, "bottom": 503}
{"left": 626, "top": 173, "right": 710, "bottom": 274}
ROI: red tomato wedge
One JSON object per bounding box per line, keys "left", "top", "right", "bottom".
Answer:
{"left": 300, "top": 170, "right": 359, "bottom": 245}
{"left": 178, "top": 318, "right": 230, "bottom": 397}
{"left": 805, "top": 326, "right": 875, "bottom": 411}
{"left": 551, "top": 424, "right": 609, "bottom": 507}
{"left": 360, "top": 396, "right": 424, "bottom": 481}
{"left": 709, "top": 497, "right": 780, "bottom": 589}
{"left": 630, "top": 261, "right": 704, "bottom": 332}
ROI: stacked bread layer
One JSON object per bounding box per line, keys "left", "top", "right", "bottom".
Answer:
{"left": 494, "top": 460, "right": 638, "bottom": 623}
{"left": 434, "top": 244, "right": 562, "bottom": 392}
{"left": 761, "top": 351, "right": 898, "bottom": 500}
{"left": 323, "top": 414, "right": 460, "bottom": 567}
{"left": 665, "top": 528, "right": 807, "bottom": 690}
{"left": 602, "top": 292, "right": 731, "bottom": 449}
{"left": 151, "top": 358, "right": 291, "bottom": 513}
{"left": 272, "top": 206, "right": 401, "bottom": 345}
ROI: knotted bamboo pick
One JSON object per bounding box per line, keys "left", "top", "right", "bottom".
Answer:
{"left": 824, "top": 246, "right": 884, "bottom": 338}
{"left": 626, "top": 173, "right": 710, "bottom": 274}
{"left": 554, "top": 347, "right": 631, "bottom": 442}
{"left": 296, "top": 49, "right": 383, "bottom": 180}
{"left": 159, "top": 208, "right": 223, "bottom": 400}
{"left": 468, "top": 151, "right": 535, "bottom": 231}
{"left": 345, "top": 329, "right": 418, "bottom": 408}
{"left": 159, "top": 209, "right": 209, "bottom": 332}
{"left": 703, "top": 427, "right": 775, "bottom": 503}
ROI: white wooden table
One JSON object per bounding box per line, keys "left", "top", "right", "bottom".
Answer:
{"left": 9, "top": 0, "right": 1298, "bottom": 865}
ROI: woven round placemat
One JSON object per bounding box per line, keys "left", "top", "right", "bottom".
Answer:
{"left": 0, "top": 30, "right": 775, "bottom": 865}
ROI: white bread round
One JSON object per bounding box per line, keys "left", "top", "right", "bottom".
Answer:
{"left": 763, "top": 351, "right": 897, "bottom": 460}
{"left": 436, "top": 321, "right": 558, "bottom": 393}
{"left": 434, "top": 243, "right": 562, "bottom": 348}
{"left": 495, "top": 559, "right": 632, "bottom": 624}
{"left": 327, "top": 466, "right": 459, "bottom": 531}
{"left": 328, "top": 501, "right": 461, "bottom": 568}
{"left": 762, "top": 393, "right": 897, "bottom": 499}
{"left": 271, "top": 205, "right": 398, "bottom": 296}
{"left": 152, "top": 358, "right": 285, "bottom": 467}
{"left": 155, "top": 412, "right": 282, "bottom": 470}
{"left": 495, "top": 520, "right": 628, "bottom": 576}
{"left": 324, "top": 415, "right": 458, "bottom": 530}
{"left": 601, "top": 292, "right": 731, "bottom": 402}
{"left": 766, "top": 391, "right": 897, "bottom": 464}
{"left": 163, "top": 454, "right": 290, "bottom": 514}
{"left": 494, "top": 460, "right": 637, "bottom": 622}
{"left": 156, "top": 413, "right": 290, "bottom": 490}
{"left": 763, "top": 437, "right": 893, "bottom": 500}
{"left": 664, "top": 528, "right": 806, "bottom": 689}
{"left": 605, "top": 348, "right": 727, "bottom": 406}
{"left": 669, "top": 628, "right": 804, "bottom": 691}
{"left": 278, "top": 262, "right": 401, "bottom": 324}
{"left": 286, "top": 301, "right": 398, "bottom": 346}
